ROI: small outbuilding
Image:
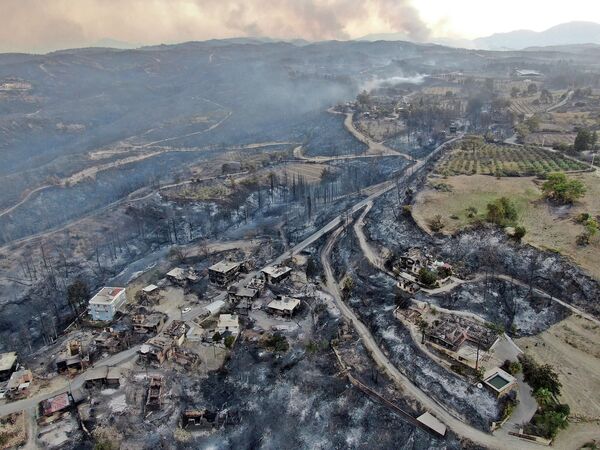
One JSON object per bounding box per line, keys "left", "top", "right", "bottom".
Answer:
{"left": 483, "top": 367, "right": 517, "bottom": 397}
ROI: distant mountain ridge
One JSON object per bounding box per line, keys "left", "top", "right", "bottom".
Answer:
{"left": 474, "top": 21, "right": 600, "bottom": 50}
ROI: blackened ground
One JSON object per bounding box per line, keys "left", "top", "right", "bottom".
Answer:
{"left": 420, "top": 279, "right": 570, "bottom": 337}
{"left": 345, "top": 268, "right": 501, "bottom": 431}
{"left": 185, "top": 315, "right": 464, "bottom": 450}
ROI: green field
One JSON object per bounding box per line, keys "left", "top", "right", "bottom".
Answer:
{"left": 436, "top": 137, "right": 588, "bottom": 177}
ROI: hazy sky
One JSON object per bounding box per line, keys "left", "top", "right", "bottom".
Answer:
{"left": 1, "top": 0, "right": 600, "bottom": 53}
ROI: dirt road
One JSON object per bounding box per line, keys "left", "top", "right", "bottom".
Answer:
{"left": 321, "top": 225, "right": 549, "bottom": 450}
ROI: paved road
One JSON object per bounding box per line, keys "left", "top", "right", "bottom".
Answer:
{"left": 0, "top": 346, "right": 140, "bottom": 417}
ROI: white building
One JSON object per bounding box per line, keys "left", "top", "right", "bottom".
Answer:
{"left": 89, "top": 287, "right": 127, "bottom": 322}
{"left": 216, "top": 314, "right": 240, "bottom": 336}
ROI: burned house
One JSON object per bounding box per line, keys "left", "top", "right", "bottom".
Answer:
{"left": 266, "top": 296, "right": 301, "bottom": 318}
{"left": 167, "top": 267, "right": 199, "bottom": 286}
{"left": 145, "top": 376, "right": 163, "bottom": 412}
{"left": 261, "top": 265, "right": 292, "bottom": 284}
{"left": 171, "top": 348, "right": 200, "bottom": 370}
{"left": 208, "top": 260, "right": 243, "bottom": 286}
{"left": 140, "top": 284, "right": 160, "bottom": 303}
{"left": 163, "top": 320, "right": 189, "bottom": 346}
{"left": 94, "top": 329, "right": 126, "bottom": 353}
{"left": 40, "top": 392, "right": 72, "bottom": 417}
{"left": 0, "top": 352, "right": 17, "bottom": 381}
{"left": 56, "top": 354, "right": 89, "bottom": 374}
{"left": 84, "top": 366, "right": 124, "bottom": 389}
{"left": 139, "top": 336, "right": 174, "bottom": 366}
{"left": 425, "top": 315, "right": 499, "bottom": 369}
{"left": 397, "top": 273, "right": 420, "bottom": 295}
{"left": 396, "top": 248, "right": 429, "bottom": 276}
{"left": 132, "top": 312, "right": 166, "bottom": 335}
{"left": 6, "top": 369, "right": 33, "bottom": 395}
{"left": 181, "top": 409, "right": 218, "bottom": 429}
{"left": 228, "top": 286, "right": 259, "bottom": 310}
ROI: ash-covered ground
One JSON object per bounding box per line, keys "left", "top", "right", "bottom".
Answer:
{"left": 181, "top": 312, "right": 467, "bottom": 450}
{"left": 343, "top": 264, "right": 502, "bottom": 431}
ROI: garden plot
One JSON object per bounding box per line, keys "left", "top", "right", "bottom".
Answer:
{"left": 435, "top": 140, "right": 588, "bottom": 176}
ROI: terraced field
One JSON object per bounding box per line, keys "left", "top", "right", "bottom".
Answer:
{"left": 436, "top": 138, "right": 589, "bottom": 176}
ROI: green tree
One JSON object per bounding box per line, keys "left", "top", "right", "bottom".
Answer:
{"left": 418, "top": 268, "right": 438, "bottom": 287}
{"left": 574, "top": 129, "right": 592, "bottom": 152}
{"left": 212, "top": 332, "right": 222, "bottom": 343}
{"left": 224, "top": 335, "right": 235, "bottom": 349}
{"left": 542, "top": 172, "right": 586, "bottom": 204}
{"left": 486, "top": 197, "right": 518, "bottom": 226}
{"left": 534, "top": 387, "right": 554, "bottom": 407}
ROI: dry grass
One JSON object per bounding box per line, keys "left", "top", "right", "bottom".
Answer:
{"left": 412, "top": 173, "right": 600, "bottom": 279}
{"left": 516, "top": 315, "right": 600, "bottom": 419}
{"left": 280, "top": 163, "right": 333, "bottom": 184}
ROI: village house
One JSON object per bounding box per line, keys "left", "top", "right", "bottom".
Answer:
{"left": 266, "top": 296, "right": 301, "bottom": 318}
{"left": 425, "top": 315, "right": 498, "bottom": 369}
{"left": 216, "top": 314, "right": 240, "bottom": 336}
{"left": 139, "top": 336, "right": 174, "bottom": 366}
{"left": 94, "top": 329, "right": 126, "bottom": 353}
{"left": 88, "top": 287, "right": 127, "bottom": 322}
{"left": 132, "top": 312, "right": 166, "bottom": 335}
{"left": 163, "top": 320, "right": 189, "bottom": 346}
{"left": 140, "top": 284, "right": 160, "bottom": 303}
{"left": 83, "top": 366, "right": 124, "bottom": 389}
{"left": 0, "top": 352, "right": 17, "bottom": 381}
{"left": 167, "top": 268, "right": 199, "bottom": 286}
{"left": 6, "top": 369, "right": 33, "bottom": 395}
{"left": 145, "top": 376, "right": 164, "bottom": 412}
{"left": 228, "top": 286, "right": 259, "bottom": 310}
{"left": 208, "top": 260, "right": 243, "bottom": 286}
{"left": 40, "top": 392, "right": 72, "bottom": 417}
{"left": 181, "top": 409, "right": 218, "bottom": 430}
{"left": 261, "top": 265, "right": 292, "bottom": 284}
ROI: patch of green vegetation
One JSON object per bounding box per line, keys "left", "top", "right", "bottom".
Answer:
{"left": 542, "top": 172, "right": 586, "bottom": 204}
{"left": 264, "top": 333, "right": 289, "bottom": 352}
{"left": 436, "top": 137, "right": 588, "bottom": 177}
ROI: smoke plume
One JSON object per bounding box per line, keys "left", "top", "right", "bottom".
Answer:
{"left": 0, "top": 0, "right": 431, "bottom": 53}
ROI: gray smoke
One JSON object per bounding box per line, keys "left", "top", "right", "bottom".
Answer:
{"left": 0, "top": 0, "right": 431, "bottom": 53}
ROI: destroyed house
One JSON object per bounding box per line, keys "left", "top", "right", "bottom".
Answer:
{"left": 427, "top": 317, "right": 498, "bottom": 352}
{"left": 40, "top": 392, "right": 72, "bottom": 417}
{"left": 132, "top": 313, "right": 165, "bottom": 334}
{"left": 94, "top": 330, "right": 125, "bottom": 353}
{"left": 88, "top": 287, "right": 127, "bottom": 322}
{"left": 182, "top": 409, "right": 218, "bottom": 429}
{"left": 0, "top": 352, "right": 17, "bottom": 381}
{"left": 266, "top": 296, "right": 301, "bottom": 318}
{"left": 261, "top": 265, "right": 292, "bottom": 284}
{"left": 84, "top": 366, "right": 123, "bottom": 389}
{"left": 140, "top": 336, "right": 174, "bottom": 365}
{"left": 171, "top": 348, "right": 200, "bottom": 369}
{"left": 164, "top": 320, "right": 189, "bottom": 346}
{"left": 397, "top": 249, "right": 429, "bottom": 275}
{"left": 208, "top": 260, "right": 242, "bottom": 286}
{"left": 146, "top": 376, "right": 163, "bottom": 412}
{"left": 6, "top": 369, "right": 32, "bottom": 392}
{"left": 56, "top": 353, "right": 89, "bottom": 374}
{"left": 228, "top": 286, "right": 258, "bottom": 308}
{"left": 167, "top": 267, "right": 199, "bottom": 285}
